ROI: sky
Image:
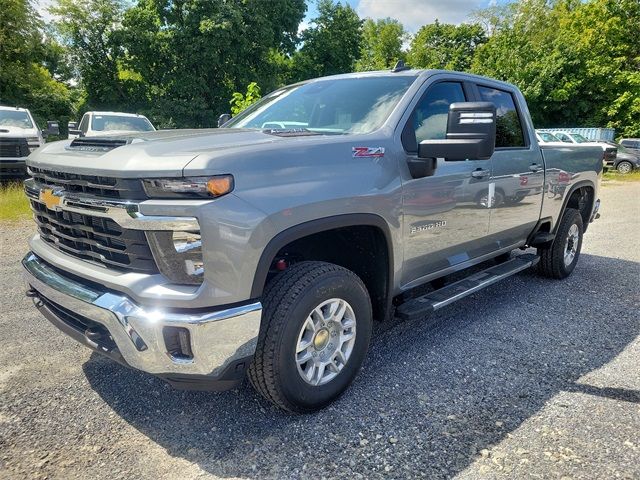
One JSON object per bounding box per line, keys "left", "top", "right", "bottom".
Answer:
{"left": 37, "top": 0, "right": 508, "bottom": 31}
{"left": 304, "top": 0, "right": 507, "bottom": 32}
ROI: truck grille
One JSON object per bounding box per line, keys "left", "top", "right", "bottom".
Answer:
{"left": 29, "top": 200, "right": 158, "bottom": 273}
{"left": 28, "top": 166, "right": 146, "bottom": 199}
{"left": 0, "top": 137, "right": 30, "bottom": 158}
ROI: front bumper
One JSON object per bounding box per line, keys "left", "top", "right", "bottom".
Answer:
{"left": 23, "top": 252, "right": 262, "bottom": 390}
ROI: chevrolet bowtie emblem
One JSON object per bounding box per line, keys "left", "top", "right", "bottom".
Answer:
{"left": 40, "top": 188, "right": 64, "bottom": 210}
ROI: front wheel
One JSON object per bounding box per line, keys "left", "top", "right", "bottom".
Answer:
{"left": 248, "top": 261, "right": 372, "bottom": 413}
{"left": 537, "top": 208, "right": 584, "bottom": 279}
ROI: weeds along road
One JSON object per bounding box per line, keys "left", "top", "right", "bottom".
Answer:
{"left": 1, "top": 181, "right": 638, "bottom": 479}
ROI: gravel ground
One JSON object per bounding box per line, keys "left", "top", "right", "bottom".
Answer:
{"left": 1, "top": 182, "right": 638, "bottom": 480}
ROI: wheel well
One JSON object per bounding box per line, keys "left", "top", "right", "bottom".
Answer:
{"left": 566, "top": 185, "right": 594, "bottom": 229}
{"left": 263, "top": 226, "right": 391, "bottom": 322}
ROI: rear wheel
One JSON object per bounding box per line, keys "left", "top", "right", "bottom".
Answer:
{"left": 537, "top": 208, "right": 583, "bottom": 279}
{"left": 616, "top": 161, "right": 633, "bottom": 174}
{"left": 248, "top": 261, "right": 372, "bottom": 413}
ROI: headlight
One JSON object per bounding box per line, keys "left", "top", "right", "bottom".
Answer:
{"left": 142, "top": 175, "right": 234, "bottom": 199}
{"left": 146, "top": 231, "right": 204, "bottom": 285}
{"left": 26, "top": 137, "right": 40, "bottom": 152}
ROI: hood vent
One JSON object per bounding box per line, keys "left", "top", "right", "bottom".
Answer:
{"left": 68, "top": 137, "right": 129, "bottom": 152}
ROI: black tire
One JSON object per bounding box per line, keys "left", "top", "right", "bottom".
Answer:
{"left": 248, "top": 261, "right": 372, "bottom": 413}
{"left": 616, "top": 161, "right": 633, "bottom": 174}
{"left": 537, "top": 208, "right": 583, "bottom": 279}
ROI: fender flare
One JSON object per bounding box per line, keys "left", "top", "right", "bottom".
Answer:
{"left": 554, "top": 180, "right": 596, "bottom": 233}
{"left": 250, "top": 213, "right": 395, "bottom": 304}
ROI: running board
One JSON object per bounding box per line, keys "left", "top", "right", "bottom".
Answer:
{"left": 396, "top": 254, "right": 540, "bottom": 321}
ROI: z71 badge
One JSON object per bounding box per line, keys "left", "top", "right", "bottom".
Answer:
{"left": 352, "top": 146, "right": 385, "bottom": 158}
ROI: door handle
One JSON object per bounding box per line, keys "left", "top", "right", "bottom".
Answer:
{"left": 529, "top": 163, "right": 543, "bottom": 172}
{"left": 471, "top": 168, "right": 490, "bottom": 179}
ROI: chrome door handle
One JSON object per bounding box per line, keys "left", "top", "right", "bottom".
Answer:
{"left": 529, "top": 163, "right": 543, "bottom": 172}
{"left": 471, "top": 168, "right": 490, "bottom": 179}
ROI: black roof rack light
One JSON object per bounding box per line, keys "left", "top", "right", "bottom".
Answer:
{"left": 391, "top": 60, "right": 411, "bottom": 72}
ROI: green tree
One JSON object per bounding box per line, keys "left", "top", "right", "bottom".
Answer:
{"left": 407, "top": 20, "right": 486, "bottom": 71}
{"left": 230, "top": 82, "right": 262, "bottom": 115}
{"left": 355, "top": 18, "right": 406, "bottom": 71}
{"left": 120, "top": 0, "right": 306, "bottom": 127}
{"left": 0, "top": 0, "right": 73, "bottom": 126}
{"left": 472, "top": 0, "right": 640, "bottom": 136}
{"left": 291, "top": 0, "right": 362, "bottom": 81}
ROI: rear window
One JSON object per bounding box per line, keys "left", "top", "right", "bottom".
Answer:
{"left": 478, "top": 86, "right": 525, "bottom": 148}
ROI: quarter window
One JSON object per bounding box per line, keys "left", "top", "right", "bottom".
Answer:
{"left": 477, "top": 86, "right": 525, "bottom": 148}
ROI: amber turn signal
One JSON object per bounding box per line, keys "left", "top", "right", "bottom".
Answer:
{"left": 207, "top": 175, "right": 234, "bottom": 196}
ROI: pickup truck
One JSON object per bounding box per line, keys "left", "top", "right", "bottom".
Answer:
{"left": 0, "top": 106, "right": 58, "bottom": 178}
{"left": 22, "top": 69, "right": 602, "bottom": 413}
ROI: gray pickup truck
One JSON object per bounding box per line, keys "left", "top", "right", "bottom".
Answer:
{"left": 23, "top": 69, "right": 602, "bottom": 412}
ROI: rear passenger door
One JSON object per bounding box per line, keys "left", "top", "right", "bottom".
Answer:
{"left": 474, "top": 84, "right": 544, "bottom": 243}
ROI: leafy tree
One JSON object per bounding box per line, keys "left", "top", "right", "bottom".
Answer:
{"left": 230, "top": 82, "right": 262, "bottom": 115}
{"left": 291, "top": 0, "right": 362, "bottom": 81}
{"left": 407, "top": 20, "right": 486, "bottom": 71}
{"left": 472, "top": 0, "right": 640, "bottom": 136}
{"left": 0, "top": 0, "right": 73, "bottom": 126}
{"left": 120, "top": 0, "right": 306, "bottom": 127}
{"left": 355, "top": 18, "right": 406, "bottom": 71}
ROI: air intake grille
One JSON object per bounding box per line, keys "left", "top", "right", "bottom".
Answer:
{"left": 0, "top": 137, "right": 29, "bottom": 158}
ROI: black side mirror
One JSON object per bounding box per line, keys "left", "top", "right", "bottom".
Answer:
{"left": 218, "top": 113, "right": 232, "bottom": 128}
{"left": 43, "top": 121, "right": 60, "bottom": 136}
{"left": 419, "top": 102, "right": 497, "bottom": 161}
{"left": 68, "top": 121, "right": 78, "bottom": 130}
{"left": 69, "top": 129, "right": 83, "bottom": 137}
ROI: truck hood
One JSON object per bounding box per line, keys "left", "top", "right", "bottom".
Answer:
{"left": 26, "top": 128, "right": 290, "bottom": 177}
{"left": 0, "top": 125, "right": 39, "bottom": 138}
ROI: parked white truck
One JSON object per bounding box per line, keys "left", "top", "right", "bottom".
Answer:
{"left": 0, "top": 106, "right": 58, "bottom": 178}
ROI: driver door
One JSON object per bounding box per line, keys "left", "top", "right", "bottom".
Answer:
{"left": 401, "top": 80, "right": 493, "bottom": 288}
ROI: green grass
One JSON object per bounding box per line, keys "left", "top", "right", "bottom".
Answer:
{"left": 603, "top": 169, "right": 640, "bottom": 183}
{"left": 0, "top": 182, "right": 31, "bottom": 222}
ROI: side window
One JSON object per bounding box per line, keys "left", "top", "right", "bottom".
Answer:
{"left": 556, "top": 133, "right": 571, "bottom": 143}
{"left": 406, "top": 82, "right": 466, "bottom": 151}
{"left": 477, "top": 86, "right": 525, "bottom": 148}
{"left": 79, "top": 114, "right": 89, "bottom": 133}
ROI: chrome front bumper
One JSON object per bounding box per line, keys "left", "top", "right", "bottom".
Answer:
{"left": 23, "top": 253, "right": 261, "bottom": 384}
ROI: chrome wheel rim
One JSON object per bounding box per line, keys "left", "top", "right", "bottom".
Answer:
{"left": 564, "top": 223, "right": 580, "bottom": 266}
{"left": 295, "top": 298, "right": 356, "bottom": 386}
{"left": 618, "top": 162, "right": 632, "bottom": 174}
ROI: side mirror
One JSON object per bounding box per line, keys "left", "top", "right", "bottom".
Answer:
{"left": 69, "top": 129, "right": 83, "bottom": 137}
{"left": 43, "top": 121, "right": 60, "bottom": 136}
{"left": 217, "top": 113, "right": 232, "bottom": 128}
{"left": 419, "top": 102, "right": 496, "bottom": 161}
{"left": 68, "top": 121, "right": 78, "bottom": 130}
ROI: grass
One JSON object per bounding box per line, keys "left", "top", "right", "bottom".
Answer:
{"left": 603, "top": 168, "right": 640, "bottom": 183}
{"left": 0, "top": 181, "right": 31, "bottom": 222}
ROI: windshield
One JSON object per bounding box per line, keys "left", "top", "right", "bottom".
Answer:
{"left": 91, "top": 114, "right": 155, "bottom": 132}
{"left": 0, "top": 110, "right": 33, "bottom": 129}
{"left": 539, "top": 132, "right": 561, "bottom": 142}
{"left": 227, "top": 76, "right": 417, "bottom": 134}
{"left": 571, "top": 133, "right": 590, "bottom": 143}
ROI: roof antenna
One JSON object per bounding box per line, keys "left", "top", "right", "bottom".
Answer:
{"left": 391, "top": 60, "right": 410, "bottom": 72}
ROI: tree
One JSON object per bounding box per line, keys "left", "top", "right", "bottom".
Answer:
{"left": 120, "top": 0, "right": 306, "bottom": 127}
{"left": 407, "top": 20, "right": 486, "bottom": 71}
{"left": 0, "top": 0, "right": 73, "bottom": 126}
{"left": 291, "top": 0, "right": 362, "bottom": 81}
{"left": 355, "top": 18, "right": 406, "bottom": 71}
{"left": 472, "top": 0, "right": 640, "bottom": 136}
{"left": 230, "top": 82, "right": 262, "bottom": 115}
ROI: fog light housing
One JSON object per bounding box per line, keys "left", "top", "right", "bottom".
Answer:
{"left": 146, "top": 231, "right": 204, "bottom": 285}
